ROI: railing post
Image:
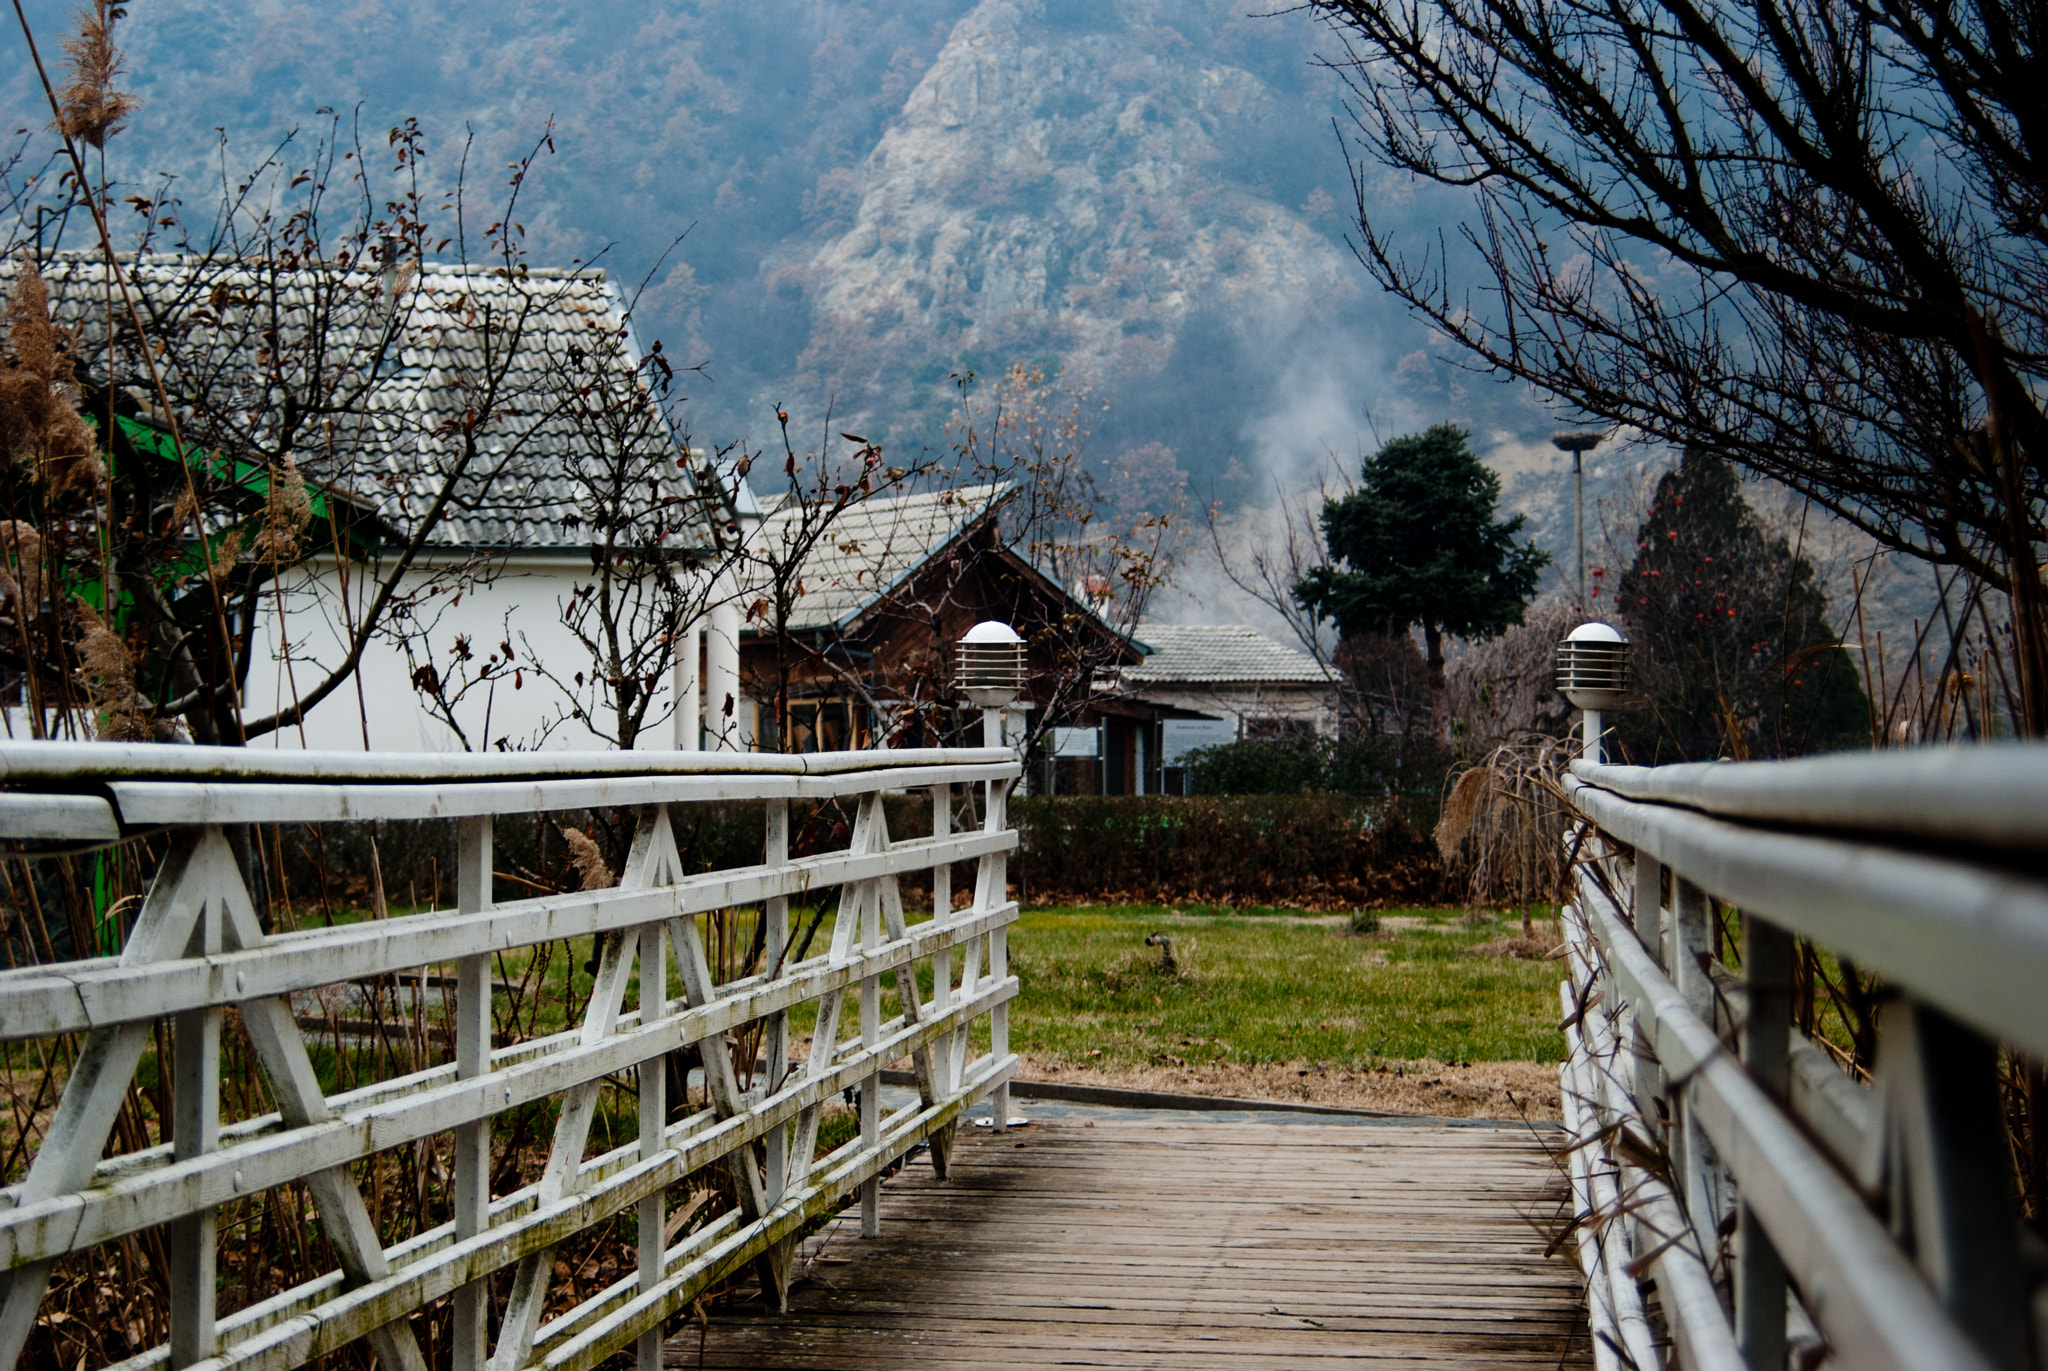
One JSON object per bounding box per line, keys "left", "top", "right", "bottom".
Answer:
{"left": 757, "top": 798, "right": 796, "bottom": 1308}
{"left": 1737, "top": 913, "right": 1791, "bottom": 1369}
{"left": 1628, "top": 854, "right": 1667, "bottom": 1139}
{"left": 858, "top": 794, "right": 884, "bottom": 1238}
{"left": 1671, "top": 876, "right": 1727, "bottom": 1282}
{"left": 985, "top": 766, "right": 1012, "bottom": 1134}
{"left": 1877, "top": 1000, "right": 2031, "bottom": 1369}
{"left": 452, "top": 817, "right": 493, "bottom": 1371}
{"left": 636, "top": 912, "right": 668, "bottom": 1371}
{"left": 1631, "top": 851, "right": 1662, "bottom": 963}
{"left": 168, "top": 889, "right": 222, "bottom": 1369}
{"left": 930, "top": 784, "right": 957, "bottom": 1091}
{"left": 762, "top": 798, "right": 791, "bottom": 1197}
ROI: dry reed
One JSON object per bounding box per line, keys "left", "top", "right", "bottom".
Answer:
{"left": 1435, "top": 733, "right": 1576, "bottom": 917}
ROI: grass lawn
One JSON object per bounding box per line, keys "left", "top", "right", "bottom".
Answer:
{"left": 263, "top": 898, "right": 1569, "bottom": 1074}
{"left": 1009, "top": 904, "right": 1568, "bottom": 1071}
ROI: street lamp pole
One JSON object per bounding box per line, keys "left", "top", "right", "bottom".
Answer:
{"left": 1551, "top": 431, "right": 1604, "bottom": 606}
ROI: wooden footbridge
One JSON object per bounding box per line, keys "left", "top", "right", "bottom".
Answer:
{"left": 0, "top": 741, "right": 2041, "bottom": 1370}
{"left": 687, "top": 1112, "right": 1585, "bottom": 1368}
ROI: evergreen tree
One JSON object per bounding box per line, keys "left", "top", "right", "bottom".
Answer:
{"left": 1616, "top": 450, "right": 1870, "bottom": 762}
{"left": 1294, "top": 425, "right": 1548, "bottom": 740}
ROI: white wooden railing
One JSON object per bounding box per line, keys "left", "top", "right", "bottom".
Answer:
{"left": 1560, "top": 744, "right": 2048, "bottom": 1371}
{"left": 0, "top": 742, "right": 1021, "bottom": 1371}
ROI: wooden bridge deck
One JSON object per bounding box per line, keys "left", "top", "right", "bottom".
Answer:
{"left": 677, "top": 1113, "right": 1593, "bottom": 1368}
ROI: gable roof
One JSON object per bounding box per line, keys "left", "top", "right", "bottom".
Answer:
{"left": 745, "top": 482, "right": 1011, "bottom": 632}
{"left": 1121, "top": 623, "right": 1338, "bottom": 686}
{"left": 16, "top": 251, "right": 715, "bottom": 553}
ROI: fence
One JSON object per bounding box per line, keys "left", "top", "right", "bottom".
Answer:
{"left": 0, "top": 742, "right": 1022, "bottom": 1371}
{"left": 1559, "top": 744, "right": 2048, "bottom": 1370}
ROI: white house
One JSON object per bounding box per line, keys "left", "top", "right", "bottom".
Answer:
{"left": 1110, "top": 622, "right": 1343, "bottom": 785}
{"left": 24, "top": 251, "right": 758, "bottom": 753}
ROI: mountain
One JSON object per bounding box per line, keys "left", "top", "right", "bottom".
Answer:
{"left": 14, "top": 0, "right": 1935, "bottom": 649}
{"left": 790, "top": 2, "right": 1366, "bottom": 462}
{"left": 2, "top": 0, "right": 1555, "bottom": 490}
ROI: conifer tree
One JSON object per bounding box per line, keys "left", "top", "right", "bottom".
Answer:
{"left": 1294, "top": 424, "right": 1548, "bottom": 741}
{"left": 1616, "top": 450, "right": 1869, "bottom": 762}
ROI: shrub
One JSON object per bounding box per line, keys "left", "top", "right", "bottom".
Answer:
{"left": 1184, "top": 735, "right": 1450, "bottom": 798}
{"left": 267, "top": 792, "right": 1448, "bottom": 918}
{"left": 1183, "top": 738, "right": 1325, "bottom": 794}
{"left": 1012, "top": 794, "right": 1450, "bottom": 909}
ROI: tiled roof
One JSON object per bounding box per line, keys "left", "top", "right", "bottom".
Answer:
{"left": 744, "top": 483, "right": 1010, "bottom": 631}
{"left": 1121, "top": 623, "right": 1338, "bottom": 685}
{"left": 14, "top": 252, "right": 712, "bottom": 551}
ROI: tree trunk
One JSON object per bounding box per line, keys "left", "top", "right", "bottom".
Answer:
{"left": 1423, "top": 622, "right": 1447, "bottom": 746}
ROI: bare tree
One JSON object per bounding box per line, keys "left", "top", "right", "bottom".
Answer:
{"left": 394, "top": 245, "right": 738, "bottom": 754}
{"left": 1204, "top": 469, "right": 1443, "bottom": 743}
{"left": 1444, "top": 596, "right": 1578, "bottom": 750}
{"left": 1205, "top": 478, "right": 1345, "bottom": 673}
{"left": 1312, "top": 0, "right": 2048, "bottom": 732}
{"left": 723, "top": 366, "right": 1181, "bottom": 762}
{"left": 732, "top": 408, "right": 948, "bottom": 753}
{"left": 736, "top": 475, "right": 1012, "bottom": 752}
{"left": 961, "top": 364, "right": 1183, "bottom": 754}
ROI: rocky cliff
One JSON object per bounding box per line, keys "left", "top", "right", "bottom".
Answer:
{"left": 789, "top": 0, "right": 1362, "bottom": 463}
{"left": 0, "top": 0, "right": 1612, "bottom": 561}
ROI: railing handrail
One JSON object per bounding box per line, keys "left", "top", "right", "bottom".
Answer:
{"left": 0, "top": 741, "right": 1012, "bottom": 783}
{"left": 1569, "top": 742, "right": 2048, "bottom": 851}
{"left": 1564, "top": 751, "right": 2048, "bottom": 1062}
{"left": 0, "top": 744, "right": 1019, "bottom": 843}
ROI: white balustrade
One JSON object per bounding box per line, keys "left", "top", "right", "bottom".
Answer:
{"left": 0, "top": 742, "right": 1020, "bottom": 1371}
{"left": 1560, "top": 745, "right": 2048, "bottom": 1371}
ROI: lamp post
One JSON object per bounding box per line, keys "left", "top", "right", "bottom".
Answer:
{"left": 1551, "top": 431, "right": 1604, "bottom": 606}
{"left": 953, "top": 621, "right": 1023, "bottom": 1136}
{"left": 1556, "top": 621, "right": 1629, "bottom": 764}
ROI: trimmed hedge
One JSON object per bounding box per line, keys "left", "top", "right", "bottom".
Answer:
{"left": 272, "top": 798, "right": 930, "bottom": 912}
{"left": 1011, "top": 794, "right": 1450, "bottom": 909}
{"left": 267, "top": 793, "right": 1446, "bottom": 917}
{"left": 1184, "top": 736, "right": 1450, "bottom": 798}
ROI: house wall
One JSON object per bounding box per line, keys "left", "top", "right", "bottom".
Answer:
{"left": 1125, "top": 684, "right": 1340, "bottom": 740}
{"left": 240, "top": 555, "right": 695, "bottom": 752}
{"left": 737, "top": 534, "right": 1134, "bottom": 750}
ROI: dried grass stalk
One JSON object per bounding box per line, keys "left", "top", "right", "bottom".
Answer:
{"left": 0, "top": 520, "right": 44, "bottom": 606}
{"left": 208, "top": 528, "right": 243, "bottom": 586}
{"left": 1437, "top": 733, "right": 1574, "bottom": 911}
{"left": 0, "top": 255, "right": 102, "bottom": 494}
{"left": 73, "top": 599, "right": 148, "bottom": 740}
{"left": 251, "top": 456, "right": 313, "bottom": 565}
{"left": 1434, "top": 765, "right": 1491, "bottom": 858}
{"left": 563, "top": 827, "right": 615, "bottom": 890}
{"left": 57, "top": 1, "right": 139, "bottom": 149}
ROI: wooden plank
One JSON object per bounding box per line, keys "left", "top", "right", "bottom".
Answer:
{"left": 678, "top": 1119, "right": 1592, "bottom": 1368}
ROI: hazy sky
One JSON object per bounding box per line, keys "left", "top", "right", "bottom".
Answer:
{"left": 1, "top": 0, "right": 1660, "bottom": 620}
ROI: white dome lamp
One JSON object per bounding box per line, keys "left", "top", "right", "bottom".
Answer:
{"left": 1556, "top": 621, "right": 1629, "bottom": 764}
{"left": 956, "top": 621, "right": 1025, "bottom": 750}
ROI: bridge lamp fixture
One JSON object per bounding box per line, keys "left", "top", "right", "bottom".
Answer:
{"left": 957, "top": 620, "right": 1025, "bottom": 748}
{"left": 1551, "top": 430, "right": 1606, "bottom": 606}
{"left": 1557, "top": 621, "right": 1629, "bottom": 764}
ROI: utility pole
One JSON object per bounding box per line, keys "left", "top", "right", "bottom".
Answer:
{"left": 1551, "top": 431, "right": 1604, "bottom": 606}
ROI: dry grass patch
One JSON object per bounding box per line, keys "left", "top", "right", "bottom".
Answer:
{"left": 1019, "top": 1052, "right": 1562, "bottom": 1121}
